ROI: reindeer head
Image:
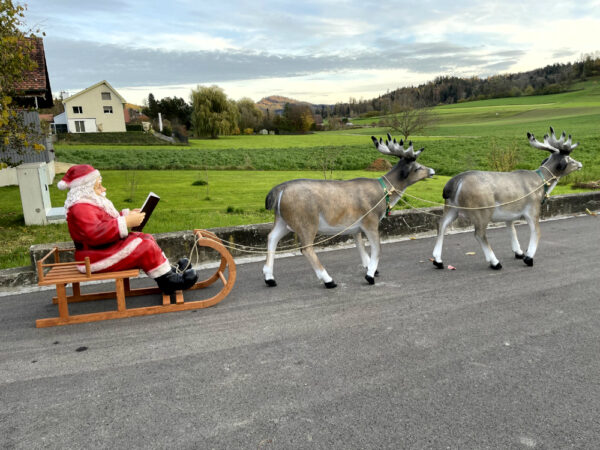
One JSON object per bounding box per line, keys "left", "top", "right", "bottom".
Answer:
{"left": 527, "top": 127, "right": 582, "bottom": 177}
{"left": 371, "top": 133, "right": 435, "bottom": 185}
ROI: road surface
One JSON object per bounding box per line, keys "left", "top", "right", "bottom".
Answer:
{"left": 1, "top": 215, "right": 598, "bottom": 449}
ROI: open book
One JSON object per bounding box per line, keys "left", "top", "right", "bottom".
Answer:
{"left": 131, "top": 192, "right": 160, "bottom": 232}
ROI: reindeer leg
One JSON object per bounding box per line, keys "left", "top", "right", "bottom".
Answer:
{"left": 362, "top": 228, "right": 380, "bottom": 285}
{"left": 507, "top": 221, "right": 524, "bottom": 259}
{"left": 301, "top": 245, "right": 336, "bottom": 288}
{"left": 263, "top": 217, "right": 289, "bottom": 286}
{"left": 474, "top": 222, "right": 502, "bottom": 270}
{"left": 432, "top": 207, "right": 458, "bottom": 269}
{"left": 354, "top": 232, "right": 369, "bottom": 268}
{"left": 523, "top": 214, "right": 541, "bottom": 267}
{"left": 296, "top": 227, "right": 336, "bottom": 288}
{"left": 354, "top": 232, "right": 379, "bottom": 277}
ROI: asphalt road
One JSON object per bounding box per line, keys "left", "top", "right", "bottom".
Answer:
{"left": 1, "top": 215, "right": 599, "bottom": 449}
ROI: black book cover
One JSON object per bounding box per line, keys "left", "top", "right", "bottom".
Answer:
{"left": 131, "top": 192, "right": 160, "bottom": 232}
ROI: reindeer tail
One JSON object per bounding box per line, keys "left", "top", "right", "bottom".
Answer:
{"left": 265, "top": 185, "right": 284, "bottom": 211}
{"left": 442, "top": 175, "right": 461, "bottom": 200}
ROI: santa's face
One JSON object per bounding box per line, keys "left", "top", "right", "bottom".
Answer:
{"left": 93, "top": 178, "right": 107, "bottom": 197}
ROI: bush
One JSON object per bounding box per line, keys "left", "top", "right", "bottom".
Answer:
{"left": 126, "top": 124, "right": 143, "bottom": 132}
{"left": 54, "top": 131, "right": 166, "bottom": 145}
{"left": 487, "top": 139, "right": 519, "bottom": 172}
{"left": 243, "top": 128, "right": 254, "bottom": 135}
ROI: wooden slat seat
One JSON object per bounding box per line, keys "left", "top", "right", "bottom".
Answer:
{"left": 35, "top": 230, "right": 237, "bottom": 328}
{"left": 38, "top": 265, "right": 139, "bottom": 286}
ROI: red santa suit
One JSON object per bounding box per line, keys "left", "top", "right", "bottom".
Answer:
{"left": 67, "top": 202, "right": 171, "bottom": 277}
{"left": 59, "top": 164, "right": 171, "bottom": 278}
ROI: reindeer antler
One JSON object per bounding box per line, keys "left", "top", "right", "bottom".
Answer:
{"left": 527, "top": 126, "right": 579, "bottom": 154}
{"left": 371, "top": 133, "right": 424, "bottom": 159}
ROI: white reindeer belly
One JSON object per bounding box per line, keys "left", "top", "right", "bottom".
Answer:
{"left": 318, "top": 214, "right": 360, "bottom": 235}
{"left": 491, "top": 207, "right": 523, "bottom": 222}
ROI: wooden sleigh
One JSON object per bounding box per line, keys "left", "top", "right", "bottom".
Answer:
{"left": 35, "top": 230, "right": 236, "bottom": 328}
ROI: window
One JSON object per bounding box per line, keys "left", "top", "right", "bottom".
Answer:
{"left": 101, "top": 92, "right": 111, "bottom": 100}
{"left": 103, "top": 106, "right": 113, "bottom": 114}
{"left": 74, "top": 120, "right": 86, "bottom": 132}
{"left": 72, "top": 106, "right": 83, "bottom": 114}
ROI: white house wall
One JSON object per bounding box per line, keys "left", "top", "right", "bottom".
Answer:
{"left": 67, "top": 118, "right": 97, "bottom": 133}
{"left": 63, "top": 82, "right": 126, "bottom": 132}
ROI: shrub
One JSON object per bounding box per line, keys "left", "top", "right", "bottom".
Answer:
{"left": 243, "top": 128, "right": 254, "bottom": 135}
{"left": 487, "top": 139, "right": 519, "bottom": 172}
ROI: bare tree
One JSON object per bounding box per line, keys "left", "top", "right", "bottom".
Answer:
{"left": 384, "top": 100, "right": 436, "bottom": 140}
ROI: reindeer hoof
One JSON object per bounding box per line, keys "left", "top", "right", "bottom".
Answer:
{"left": 515, "top": 252, "right": 524, "bottom": 259}
{"left": 365, "top": 275, "right": 375, "bottom": 285}
{"left": 523, "top": 256, "right": 534, "bottom": 266}
{"left": 324, "top": 281, "right": 337, "bottom": 289}
{"left": 433, "top": 260, "right": 444, "bottom": 269}
{"left": 375, "top": 270, "right": 379, "bottom": 277}
{"left": 490, "top": 262, "right": 502, "bottom": 270}
{"left": 265, "top": 278, "right": 277, "bottom": 287}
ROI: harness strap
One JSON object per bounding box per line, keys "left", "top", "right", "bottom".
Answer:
{"left": 535, "top": 168, "right": 550, "bottom": 205}
{"left": 378, "top": 177, "right": 391, "bottom": 217}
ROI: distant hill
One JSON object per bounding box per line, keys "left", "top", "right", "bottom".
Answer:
{"left": 256, "top": 95, "right": 313, "bottom": 114}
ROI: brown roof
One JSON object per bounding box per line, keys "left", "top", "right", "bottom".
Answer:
{"left": 13, "top": 37, "right": 53, "bottom": 107}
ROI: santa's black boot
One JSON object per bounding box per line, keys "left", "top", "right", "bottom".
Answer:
{"left": 171, "top": 257, "right": 190, "bottom": 273}
{"left": 155, "top": 269, "right": 197, "bottom": 294}
{"left": 181, "top": 269, "right": 198, "bottom": 290}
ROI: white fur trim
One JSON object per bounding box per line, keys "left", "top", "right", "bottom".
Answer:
{"left": 57, "top": 180, "right": 68, "bottom": 190}
{"left": 117, "top": 216, "right": 129, "bottom": 238}
{"left": 77, "top": 237, "right": 143, "bottom": 273}
{"left": 121, "top": 208, "right": 130, "bottom": 216}
{"left": 147, "top": 259, "right": 171, "bottom": 278}
{"left": 66, "top": 169, "right": 100, "bottom": 189}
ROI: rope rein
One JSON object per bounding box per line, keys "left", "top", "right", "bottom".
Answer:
{"left": 180, "top": 168, "right": 558, "bottom": 258}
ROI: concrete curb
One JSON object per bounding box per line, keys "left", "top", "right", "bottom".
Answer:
{"left": 2, "top": 191, "right": 599, "bottom": 290}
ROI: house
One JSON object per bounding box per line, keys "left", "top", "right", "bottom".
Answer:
{"left": 1, "top": 37, "right": 55, "bottom": 187}
{"left": 12, "top": 36, "right": 53, "bottom": 109}
{"left": 53, "top": 80, "right": 126, "bottom": 133}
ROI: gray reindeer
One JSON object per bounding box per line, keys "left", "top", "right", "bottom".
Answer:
{"left": 263, "top": 134, "right": 435, "bottom": 288}
{"left": 432, "top": 127, "right": 582, "bottom": 270}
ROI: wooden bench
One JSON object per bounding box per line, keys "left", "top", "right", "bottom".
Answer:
{"left": 35, "top": 229, "right": 236, "bottom": 328}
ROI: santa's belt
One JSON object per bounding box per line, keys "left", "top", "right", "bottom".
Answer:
{"left": 74, "top": 241, "right": 114, "bottom": 251}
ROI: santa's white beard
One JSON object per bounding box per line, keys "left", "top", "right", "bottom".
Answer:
{"left": 65, "top": 183, "right": 120, "bottom": 217}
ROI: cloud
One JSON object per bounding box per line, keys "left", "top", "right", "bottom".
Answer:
{"left": 45, "top": 37, "right": 523, "bottom": 91}
{"left": 28, "top": 0, "right": 600, "bottom": 105}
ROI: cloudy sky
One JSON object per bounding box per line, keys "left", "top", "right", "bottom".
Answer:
{"left": 23, "top": 0, "right": 600, "bottom": 106}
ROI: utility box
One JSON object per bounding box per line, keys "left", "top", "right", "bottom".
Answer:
{"left": 16, "top": 162, "right": 65, "bottom": 225}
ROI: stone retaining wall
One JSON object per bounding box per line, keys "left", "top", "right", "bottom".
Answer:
{"left": 2, "top": 192, "right": 599, "bottom": 289}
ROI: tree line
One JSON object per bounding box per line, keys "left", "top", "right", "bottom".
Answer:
{"left": 320, "top": 53, "right": 600, "bottom": 118}
{"left": 139, "top": 53, "right": 600, "bottom": 139}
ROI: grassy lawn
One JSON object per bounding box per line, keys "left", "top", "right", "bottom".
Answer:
{"left": 0, "top": 169, "right": 591, "bottom": 269}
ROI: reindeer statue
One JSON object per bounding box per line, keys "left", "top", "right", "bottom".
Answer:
{"left": 262, "top": 134, "right": 435, "bottom": 288}
{"left": 432, "top": 127, "right": 582, "bottom": 270}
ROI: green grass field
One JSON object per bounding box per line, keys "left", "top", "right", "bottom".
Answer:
{"left": 1, "top": 78, "right": 599, "bottom": 269}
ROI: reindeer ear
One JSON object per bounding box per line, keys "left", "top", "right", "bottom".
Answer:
{"left": 371, "top": 136, "right": 378, "bottom": 148}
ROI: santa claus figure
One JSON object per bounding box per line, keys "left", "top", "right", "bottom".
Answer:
{"left": 58, "top": 164, "right": 197, "bottom": 294}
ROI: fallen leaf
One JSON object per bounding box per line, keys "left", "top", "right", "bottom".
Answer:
{"left": 409, "top": 236, "right": 416, "bottom": 240}
{"left": 465, "top": 252, "right": 476, "bottom": 255}
{"left": 447, "top": 265, "right": 456, "bottom": 270}
{"left": 585, "top": 208, "right": 597, "bottom": 216}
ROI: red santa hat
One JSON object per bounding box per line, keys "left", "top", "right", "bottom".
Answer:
{"left": 57, "top": 164, "right": 101, "bottom": 190}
